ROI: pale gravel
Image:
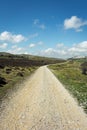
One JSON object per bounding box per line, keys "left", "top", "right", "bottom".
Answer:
{"left": 0, "top": 66, "right": 87, "bottom": 130}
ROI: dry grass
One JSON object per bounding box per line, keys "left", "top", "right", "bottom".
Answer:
{"left": 0, "top": 66, "right": 37, "bottom": 99}
{"left": 48, "top": 60, "right": 87, "bottom": 113}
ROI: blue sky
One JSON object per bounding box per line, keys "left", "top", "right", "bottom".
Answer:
{"left": 0, "top": 0, "right": 87, "bottom": 58}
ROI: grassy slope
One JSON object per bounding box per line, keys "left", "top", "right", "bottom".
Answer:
{"left": 0, "top": 52, "right": 65, "bottom": 100}
{"left": 0, "top": 66, "right": 37, "bottom": 99}
{"left": 0, "top": 52, "right": 65, "bottom": 65}
{"left": 48, "top": 59, "right": 87, "bottom": 113}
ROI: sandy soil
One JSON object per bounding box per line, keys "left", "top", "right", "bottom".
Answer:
{"left": 0, "top": 66, "right": 87, "bottom": 130}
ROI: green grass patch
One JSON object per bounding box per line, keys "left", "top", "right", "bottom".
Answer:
{"left": 48, "top": 60, "right": 87, "bottom": 113}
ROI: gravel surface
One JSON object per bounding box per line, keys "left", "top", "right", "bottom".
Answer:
{"left": 0, "top": 66, "right": 87, "bottom": 130}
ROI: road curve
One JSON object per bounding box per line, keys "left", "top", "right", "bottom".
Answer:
{"left": 0, "top": 66, "right": 87, "bottom": 130}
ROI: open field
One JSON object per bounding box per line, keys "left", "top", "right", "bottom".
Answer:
{"left": 48, "top": 59, "right": 87, "bottom": 113}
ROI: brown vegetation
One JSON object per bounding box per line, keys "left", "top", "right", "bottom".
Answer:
{"left": 0, "top": 77, "right": 7, "bottom": 87}
{"left": 81, "top": 62, "right": 87, "bottom": 75}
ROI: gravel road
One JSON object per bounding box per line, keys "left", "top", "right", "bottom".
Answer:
{"left": 0, "top": 66, "right": 87, "bottom": 130}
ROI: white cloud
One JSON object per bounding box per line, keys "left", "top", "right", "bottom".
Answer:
{"left": 77, "top": 41, "right": 87, "bottom": 48}
{"left": 68, "top": 41, "right": 87, "bottom": 53}
{"left": 38, "top": 48, "right": 66, "bottom": 58}
{"left": 44, "top": 48, "right": 56, "bottom": 55}
{"left": 0, "top": 31, "right": 26, "bottom": 43}
{"left": 29, "top": 43, "right": 36, "bottom": 48}
{"left": 37, "top": 41, "right": 87, "bottom": 58}
{"left": 0, "top": 43, "right": 8, "bottom": 49}
{"left": 64, "top": 16, "right": 87, "bottom": 31}
{"left": 33, "top": 19, "right": 46, "bottom": 30}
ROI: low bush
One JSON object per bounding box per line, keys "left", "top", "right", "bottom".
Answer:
{"left": 0, "top": 76, "right": 7, "bottom": 87}
{"left": 16, "top": 72, "right": 24, "bottom": 77}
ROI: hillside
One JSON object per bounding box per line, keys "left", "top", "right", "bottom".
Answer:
{"left": 0, "top": 52, "right": 65, "bottom": 67}
{"left": 0, "top": 52, "right": 65, "bottom": 99}
{"left": 49, "top": 58, "right": 87, "bottom": 113}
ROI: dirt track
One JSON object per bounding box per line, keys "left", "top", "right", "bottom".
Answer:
{"left": 0, "top": 66, "right": 87, "bottom": 130}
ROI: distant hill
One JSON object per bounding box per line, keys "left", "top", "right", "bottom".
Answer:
{"left": 0, "top": 52, "right": 65, "bottom": 67}
{"left": 0, "top": 52, "right": 13, "bottom": 56}
{"left": 68, "top": 56, "right": 87, "bottom": 60}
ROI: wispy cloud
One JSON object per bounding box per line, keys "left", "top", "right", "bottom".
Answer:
{"left": 33, "top": 19, "right": 46, "bottom": 30}
{"left": 8, "top": 45, "right": 25, "bottom": 54}
{"left": 37, "top": 41, "right": 44, "bottom": 45}
{"left": 56, "top": 43, "right": 64, "bottom": 48}
{"left": 38, "top": 24, "right": 46, "bottom": 30}
{"left": 11, "top": 45, "right": 17, "bottom": 49}
{"left": 0, "top": 43, "right": 8, "bottom": 49}
{"left": 29, "top": 43, "right": 36, "bottom": 48}
{"left": 64, "top": 16, "right": 87, "bottom": 32}
{"left": 0, "top": 31, "right": 26, "bottom": 43}
{"left": 33, "top": 19, "right": 39, "bottom": 25}
{"left": 29, "top": 41, "right": 44, "bottom": 48}
{"left": 28, "top": 33, "right": 39, "bottom": 39}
